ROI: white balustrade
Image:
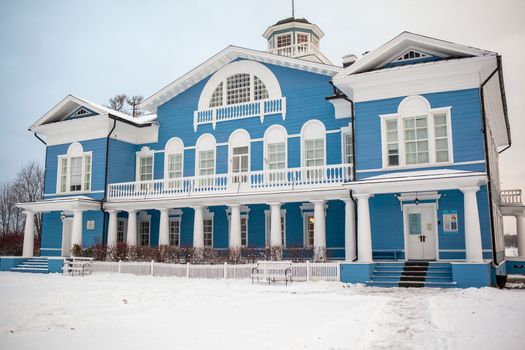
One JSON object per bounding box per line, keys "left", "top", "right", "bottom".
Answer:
{"left": 501, "top": 189, "right": 522, "bottom": 205}
{"left": 268, "top": 42, "right": 331, "bottom": 63}
{"left": 193, "top": 97, "right": 286, "bottom": 131}
{"left": 107, "top": 164, "right": 352, "bottom": 200}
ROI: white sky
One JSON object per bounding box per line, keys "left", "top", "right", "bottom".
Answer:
{"left": 0, "top": 0, "right": 523, "bottom": 219}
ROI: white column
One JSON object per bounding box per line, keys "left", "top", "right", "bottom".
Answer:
{"left": 107, "top": 210, "right": 119, "bottom": 248}
{"left": 269, "top": 202, "right": 282, "bottom": 247}
{"left": 70, "top": 209, "right": 83, "bottom": 249}
{"left": 460, "top": 187, "right": 483, "bottom": 262}
{"left": 193, "top": 206, "right": 204, "bottom": 248}
{"left": 312, "top": 200, "right": 326, "bottom": 261}
{"left": 126, "top": 209, "right": 137, "bottom": 246}
{"left": 229, "top": 204, "right": 241, "bottom": 249}
{"left": 355, "top": 193, "right": 373, "bottom": 263}
{"left": 22, "top": 211, "right": 35, "bottom": 258}
{"left": 159, "top": 208, "right": 170, "bottom": 246}
{"left": 515, "top": 213, "right": 525, "bottom": 257}
{"left": 343, "top": 199, "right": 356, "bottom": 261}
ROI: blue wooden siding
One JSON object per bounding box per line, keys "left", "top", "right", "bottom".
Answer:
{"left": 355, "top": 88, "right": 485, "bottom": 179}
{"left": 44, "top": 138, "right": 108, "bottom": 198}
{"left": 369, "top": 186, "right": 492, "bottom": 259}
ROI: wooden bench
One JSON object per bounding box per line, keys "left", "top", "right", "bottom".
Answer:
{"left": 62, "top": 257, "right": 93, "bottom": 276}
{"left": 251, "top": 260, "right": 293, "bottom": 285}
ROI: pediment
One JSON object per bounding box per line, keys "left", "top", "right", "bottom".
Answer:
{"left": 335, "top": 32, "right": 495, "bottom": 77}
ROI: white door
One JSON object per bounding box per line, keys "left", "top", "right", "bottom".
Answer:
{"left": 404, "top": 205, "right": 437, "bottom": 260}
{"left": 61, "top": 218, "right": 73, "bottom": 257}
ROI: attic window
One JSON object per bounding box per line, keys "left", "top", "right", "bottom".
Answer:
{"left": 70, "top": 107, "right": 91, "bottom": 118}
{"left": 395, "top": 50, "right": 430, "bottom": 62}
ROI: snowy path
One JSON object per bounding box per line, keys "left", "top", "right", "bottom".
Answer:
{"left": 0, "top": 272, "right": 524, "bottom": 350}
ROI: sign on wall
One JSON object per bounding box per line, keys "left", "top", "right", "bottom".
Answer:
{"left": 86, "top": 220, "right": 95, "bottom": 230}
{"left": 443, "top": 210, "right": 458, "bottom": 232}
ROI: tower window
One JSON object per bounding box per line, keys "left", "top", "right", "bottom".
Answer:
{"left": 276, "top": 34, "right": 291, "bottom": 48}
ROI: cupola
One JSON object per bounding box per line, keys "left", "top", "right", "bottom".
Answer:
{"left": 262, "top": 17, "right": 331, "bottom": 64}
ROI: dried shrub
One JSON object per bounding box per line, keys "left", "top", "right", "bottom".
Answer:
{"left": 0, "top": 231, "right": 24, "bottom": 256}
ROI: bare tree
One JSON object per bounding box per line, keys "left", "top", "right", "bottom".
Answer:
{"left": 107, "top": 94, "right": 128, "bottom": 113}
{"left": 13, "top": 162, "right": 44, "bottom": 236}
{"left": 126, "top": 95, "right": 144, "bottom": 118}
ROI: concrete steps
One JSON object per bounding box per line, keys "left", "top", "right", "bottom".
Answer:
{"left": 11, "top": 258, "right": 49, "bottom": 274}
{"left": 366, "top": 261, "right": 457, "bottom": 288}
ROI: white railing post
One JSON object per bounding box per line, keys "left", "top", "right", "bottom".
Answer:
{"left": 118, "top": 259, "right": 122, "bottom": 274}
{"left": 150, "top": 260, "right": 154, "bottom": 276}
{"left": 224, "top": 262, "right": 228, "bottom": 279}
{"left": 259, "top": 100, "right": 265, "bottom": 123}
{"left": 336, "top": 262, "right": 341, "bottom": 280}
{"left": 212, "top": 109, "right": 217, "bottom": 130}
{"left": 306, "top": 260, "right": 311, "bottom": 282}
{"left": 186, "top": 262, "right": 190, "bottom": 278}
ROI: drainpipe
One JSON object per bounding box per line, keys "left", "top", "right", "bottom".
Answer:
{"left": 328, "top": 81, "right": 358, "bottom": 261}
{"left": 100, "top": 118, "right": 118, "bottom": 246}
{"left": 32, "top": 132, "right": 47, "bottom": 243}
{"left": 479, "top": 56, "right": 507, "bottom": 267}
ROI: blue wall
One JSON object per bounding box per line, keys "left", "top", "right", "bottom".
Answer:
{"left": 355, "top": 88, "right": 485, "bottom": 179}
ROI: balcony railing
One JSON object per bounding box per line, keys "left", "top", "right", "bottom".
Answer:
{"left": 107, "top": 164, "right": 352, "bottom": 200}
{"left": 501, "top": 189, "right": 522, "bottom": 206}
{"left": 268, "top": 42, "right": 332, "bottom": 63}
{"left": 193, "top": 97, "right": 286, "bottom": 131}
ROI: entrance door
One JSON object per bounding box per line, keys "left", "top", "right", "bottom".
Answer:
{"left": 404, "top": 204, "right": 437, "bottom": 260}
{"left": 61, "top": 217, "right": 73, "bottom": 257}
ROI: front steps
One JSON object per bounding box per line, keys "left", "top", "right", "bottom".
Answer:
{"left": 366, "top": 261, "right": 457, "bottom": 288}
{"left": 10, "top": 257, "right": 49, "bottom": 273}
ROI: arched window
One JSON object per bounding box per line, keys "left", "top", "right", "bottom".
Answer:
{"left": 198, "top": 61, "right": 282, "bottom": 111}
{"left": 208, "top": 73, "right": 268, "bottom": 107}
{"left": 228, "top": 129, "right": 250, "bottom": 183}
{"left": 57, "top": 142, "right": 92, "bottom": 193}
{"left": 380, "top": 95, "right": 452, "bottom": 168}
{"left": 195, "top": 134, "right": 216, "bottom": 177}
{"left": 301, "top": 120, "right": 326, "bottom": 168}
{"left": 164, "top": 138, "right": 184, "bottom": 187}
{"left": 264, "top": 124, "right": 287, "bottom": 171}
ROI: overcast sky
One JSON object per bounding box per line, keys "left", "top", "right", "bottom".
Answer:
{"left": 0, "top": 0, "right": 523, "bottom": 193}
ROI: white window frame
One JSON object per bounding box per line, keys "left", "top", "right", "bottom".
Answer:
{"left": 303, "top": 213, "right": 315, "bottom": 248}
{"left": 195, "top": 134, "right": 216, "bottom": 178}
{"left": 264, "top": 125, "right": 288, "bottom": 171}
{"left": 136, "top": 147, "right": 154, "bottom": 182}
{"left": 203, "top": 214, "right": 214, "bottom": 248}
{"left": 380, "top": 102, "right": 453, "bottom": 169}
{"left": 116, "top": 218, "right": 128, "bottom": 243}
{"left": 56, "top": 143, "right": 93, "bottom": 194}
{"left": 264, "top": 209, "right": 286, "bottom": 248}
{"left": 138, "top": 212, "right": 151, "bottom": 247}
{"left": 275, "top": 33, "right": 292, "bottom": 48}
{"left": 300, "top": 120, "right": 326, "bottom": 168}
{"left": 341, "top": 126, "right": 353, "bottom": 165}
{"left": 169, "top": 217, "right": 181, "bottom": 247}
{"left": 164, "top": 138, "right": 184, "bottom": 180}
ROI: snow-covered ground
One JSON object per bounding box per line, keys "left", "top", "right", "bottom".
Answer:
{"left": 0, "top": 272, "right": 524, "bottom": 350}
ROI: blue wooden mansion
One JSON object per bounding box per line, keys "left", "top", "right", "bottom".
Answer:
{"left": 9, "top": 17, "right": 525, "bottom": 287}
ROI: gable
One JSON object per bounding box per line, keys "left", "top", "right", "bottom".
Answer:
{"left": 140, "top": 45, "right": 341, "bottom": 113}
{"left": 335, "top": 32, "right": 495, "bottom": 77}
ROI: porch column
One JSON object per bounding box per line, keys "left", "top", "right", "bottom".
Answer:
{"left": 312, "top": 200, "right": 326, "bottom": 261}
{"left": 343, "top": 199, "right": 356, "bottom": 261}
{"left": 355, "top": 193, "right": 373, "bottom": 262}
{"left": 107, "top": 210, "right": 119, "bottom": 248}
{"left": 126, "top": 209, "right": 137, "bottom": 246}
{"left": 22, "top": 211, "right": 35, "bottom": 257}
{"left": 229, "top": 204, "right": 242, "bottom": 249}
{"left": 460, "top": 187, "right": 483, "bottom": 262}
{"left": 193, "top": 206, "right": 204, "bottom": 248}
{"left": 71, "top": 209, "right": 83, "bottom": 249}
{"left": 515, "top": 213, "right": 525, "bottom": 257}
{"left": 159, "top": 208, "right": 170, "bottom": 246}
{"left": 269, "top": 202, "right": 282, "bottom": 247}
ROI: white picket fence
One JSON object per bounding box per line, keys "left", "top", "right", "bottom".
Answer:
{"left": 92, "top": 261, "right": 341, "bottom": 282}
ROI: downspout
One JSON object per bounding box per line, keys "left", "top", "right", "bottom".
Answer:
{"left": 101, "top": 118, "right": 118, "bottom": 246}
{"left": 479, "top": 59, "right": 502, "bottom": 267}
{"left": 33, "top": 132, "right": 47, "bottom": 244}
{"left": 328, "top": 81, "right": 358, "bottom": 261}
